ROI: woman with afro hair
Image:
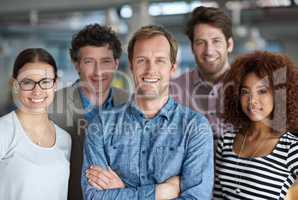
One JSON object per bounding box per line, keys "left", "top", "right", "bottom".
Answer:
{"left": 213, "top": 51, "right": 298, "bottom": 200}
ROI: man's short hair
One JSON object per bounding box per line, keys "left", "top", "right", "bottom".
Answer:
{"left": 69, "top": 23, "right": 122, "bottom": 62}
{"left": 127, "top": 25, "right": 178, "bottom": 65}
{"left": 185, "top": 6, "right": 233, "bottom": 43}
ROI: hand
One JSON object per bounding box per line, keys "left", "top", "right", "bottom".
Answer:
{"left": 86, "top": 165, "right": 125, "bottom": 190}
{"left": 156, "top": 176, "right": 180, "bottom": 200}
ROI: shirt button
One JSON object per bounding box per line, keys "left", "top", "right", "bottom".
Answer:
{"left": 141, "top": 175, "right": 145, "bottom": 179}
{"left": 141, "top": 150, "right": 146, "bottom": 154}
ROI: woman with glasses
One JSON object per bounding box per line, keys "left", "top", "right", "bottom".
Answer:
{"left": 0, "top": 48, "right": 71, "bottom": 200}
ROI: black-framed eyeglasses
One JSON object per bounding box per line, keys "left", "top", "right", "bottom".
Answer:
{"left": 17, "top": 78, "right": 56, "bottom": 91}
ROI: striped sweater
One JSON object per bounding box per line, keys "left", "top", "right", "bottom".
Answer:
{"left": 214, "top": 131, "right": 298, "bottom": 200}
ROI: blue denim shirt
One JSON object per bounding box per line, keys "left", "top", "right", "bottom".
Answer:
{"left": 79, "top": 88, "right": 113, "bottom": 123}
{"left": 82, "top": 97, "right": 214, "bottom": 200}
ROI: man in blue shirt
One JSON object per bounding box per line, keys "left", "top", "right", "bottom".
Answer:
{"left": 82, "top": 25, "right": 214, "bottom": 199}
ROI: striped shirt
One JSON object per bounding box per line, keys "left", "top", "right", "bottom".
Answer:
{"left": 214, "top": 131, "right": 298, "bottom": 200}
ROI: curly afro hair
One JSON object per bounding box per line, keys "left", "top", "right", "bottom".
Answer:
{"left": 222, "top": 51, "right": 298, "bottom": 134}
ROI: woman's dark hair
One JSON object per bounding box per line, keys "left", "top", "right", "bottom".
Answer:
{"left": 13, "top": 48, "right": 57, "bottom": 79}
{"left": 222, "top": 51, "right": 298, "bottom": 134}
{"left": 69, "top": 23, "right": 122, "bottom": 62}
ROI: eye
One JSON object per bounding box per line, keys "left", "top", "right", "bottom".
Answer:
{"left": 240, "top": 88, "right": 249, "bottom": 96}
{"left": 40, "top": 78, "right": 52, "bottom": 85}
{"left": 135, "top": 58, "right": 145, "bottom": 64}
{"left": 257, "top": 88, "right": 269, "bottom": 95}
{"left": 195, "top": 40, "right": 204, "bottom": 46}
{"left": 156, "top": 58, "right": 167, "bottom": 64}
{"left": 21, "top": 79, "right": 34, "bottom": 85}
{"left": 82, "top": 58, "right": 95, "bottom": 65}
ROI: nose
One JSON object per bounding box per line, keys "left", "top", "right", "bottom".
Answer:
{"left": 205, "top": 42, "right": 215, "bottom": 55}
{"left": 249, "top": 93, "right": 258, "bottom": 106}
{"left": 92, "top": 61, "right": 103, "bottom": 76}
{"left": 145, "top": 59, "right": 158, "bottom": 72}
{"left": 31, "top": 83, "right": 43, "bottom": 95}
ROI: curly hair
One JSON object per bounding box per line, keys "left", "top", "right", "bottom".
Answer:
{"left": 69, "top": 23, "right": 122, "bottom": 62}
{"left": 222, "top": 51, "right": 298, "bottom": 134}
{"left": 185, "top": 6, "right": 232, "bottom": 44}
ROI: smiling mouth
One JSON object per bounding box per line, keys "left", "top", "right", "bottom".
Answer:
{"left": 29, "top": 97, "right": 47, "bottom": 103}
{"left": 143, "top": 78, "right": 160, "bottom": 83}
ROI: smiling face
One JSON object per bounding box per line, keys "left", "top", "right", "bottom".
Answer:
{"left": 75, "top": 45, "right": 119, "bottom": 97}
{"left": 240, "top": 73, "right": 274, "bottom": 124}
{"left": 192, "top": 23, "right": 233, "bottom": 80}
{"left": 130, "top": 35, "right": 176, "bottom": 100}
{"left": 13, "top": 62, "right": 57, "bottom": 113}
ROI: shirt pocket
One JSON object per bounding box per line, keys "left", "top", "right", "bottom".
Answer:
{"left": 151, "top": 146, "right": 184, "bottom": 182}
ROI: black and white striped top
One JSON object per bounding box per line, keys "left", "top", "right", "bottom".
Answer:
{"left": 214, "top": 131, "right": 298, "bottom": 200}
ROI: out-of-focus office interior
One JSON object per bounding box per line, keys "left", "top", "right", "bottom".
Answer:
{"left": 0, "top": 0, "right": 298, "bottom": 115}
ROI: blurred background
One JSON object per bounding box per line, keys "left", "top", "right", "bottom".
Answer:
{"left": 0, "top": 0, "right": 298, "bottom": 115}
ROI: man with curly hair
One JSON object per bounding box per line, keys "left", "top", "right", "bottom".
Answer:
{"left": 49, "top": 24, "right": 129, "bottom": 200}
{"left": 171, "top": 6, "right": 234, "bottom": 139}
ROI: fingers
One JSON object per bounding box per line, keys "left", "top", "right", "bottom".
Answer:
{"left": 108, "top": 167, "right": 120, "bottom": 179}
{"left": 88, "top": 166, "right": 114, "bottom": 180}
{"left": 86, "top": 166, "right": 123, "bottom": 190}
{"left": 88, "top": 179, "right": 104, "bottom": 190}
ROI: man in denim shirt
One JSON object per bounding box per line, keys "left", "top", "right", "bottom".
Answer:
{"left": 82, "top": 25, "right": 214, "bottom": 199}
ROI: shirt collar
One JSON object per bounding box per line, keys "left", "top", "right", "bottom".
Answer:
{"left": 191, "top": 68, "right": 228, "bottom": 86}
{"left": 129, "top": 96, "right": 175, "bottom": 121}
{"left": 79, "top": 87, "right": 113, "bottom": 111}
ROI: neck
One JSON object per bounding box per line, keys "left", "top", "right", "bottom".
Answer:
{"left": 16, "top": 109, "right": 50, "bottom": 130}
{"left": 135, "top": 94, "right": 169, "bottom": 119}
{"left": 81, "top": 87, "right": 110, "bottom": 107}
{"left": 200, "top": 61, "right": 230, "bottom": 83}
{"left": 246, "top": 122, "right": 274, "bottom": 140}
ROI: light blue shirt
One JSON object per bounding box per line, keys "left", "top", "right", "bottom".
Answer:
{"left": 79, "top": 88, "right": 113, "bottom": 123}
{"left": 82, "top": 97, "right": 214, "bottom": 199}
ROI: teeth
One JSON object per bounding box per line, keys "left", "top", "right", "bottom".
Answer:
{"left": 205, "top": 58, "right": 217, "bottom": 62}
{"left": 143, "top": 78, "right": 159, "bottom": 83}
{"left": 31, "top": 98, "right": 45, "bottom": 103}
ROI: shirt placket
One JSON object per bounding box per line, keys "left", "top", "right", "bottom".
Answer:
{"left": 139, "top": 119, "right": 151, "bottom": 185}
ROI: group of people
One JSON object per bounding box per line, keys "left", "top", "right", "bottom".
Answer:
{"left": 0, "top": 5, "right": 298, "bottom": 200}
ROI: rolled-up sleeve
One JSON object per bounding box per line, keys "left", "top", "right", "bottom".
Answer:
{"left": 176, "top": 116, "right": 214, "bottom": 200}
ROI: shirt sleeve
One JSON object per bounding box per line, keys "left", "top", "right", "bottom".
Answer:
{"left": 81, "top": 116, "right": 156, "bottom": 200}
{"left": 175, "top": 115, "right": 214, "bottom": 200}
{"left": 213, "top": 133, "right": 225, "bottom": 199}
{"left": 287, "top": 138, "right": 298, "bottom": 176}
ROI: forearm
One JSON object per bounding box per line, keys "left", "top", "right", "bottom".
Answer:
{"left": 83, "top": 184, "right": 155, "bottom": 200}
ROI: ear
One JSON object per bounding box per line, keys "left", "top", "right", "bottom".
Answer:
{"left": 170, "top": 63, "right": 177, "bottom": 78}
{"left": 10, "top": 78, "right": 19, "bottom": 93}
{"left": 129, "top": 60, "right": 133, "bottom": 73}
{"left": 74, "top": 61, "right": 80, "bottom": 72}
{"left": 53, "top": 78, "right": 59, "bottom": 91}
{"left": 227, "top": 37, "right": 234, "bottom": 53}
{"left": 114, "top": 59, "right": 119, "bottom": 70}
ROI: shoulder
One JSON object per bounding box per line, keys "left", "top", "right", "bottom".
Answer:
{"left": 172, "top": 69, "right": 197, "bottom": 83}
{"left": 0, "top": 111, "right": 19, "bottom": 154}
{"left": 54, "top": 123, "right": 72, "bottom": 147}
{"left": 0, "top": 111, "right": 17, "bottom": 134}
{"left": 175, "top": 102, "right": 208, "bottom": 123}
{"left": 0, "top": 111, "right": 15, "bottom": 125}
{"left": 281, "top": 132, "right": 298, "bottom": 145}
